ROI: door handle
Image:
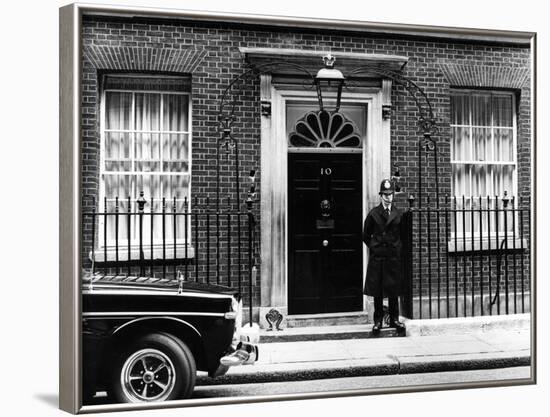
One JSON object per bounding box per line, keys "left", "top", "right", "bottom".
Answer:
{"left": 322, "top": 240, "right": 329, "bottom": 247}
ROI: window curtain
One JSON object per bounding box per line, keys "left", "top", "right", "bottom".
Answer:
{"left": 451, "top": 92, "right": 515, "bottom": 235}
{"left": 102, "top": 89, "right": 190, "bottom": 246}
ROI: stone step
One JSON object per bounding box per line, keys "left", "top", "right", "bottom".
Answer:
{"left": 283, "top": 311, "right": 370, "bottom": 328}
{"left": 259, "top": 324, "right": 405, "bottom": 343}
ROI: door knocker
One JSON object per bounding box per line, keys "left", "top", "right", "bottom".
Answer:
{"left": 316, "top": 199, "right": 335, "bottom": 229}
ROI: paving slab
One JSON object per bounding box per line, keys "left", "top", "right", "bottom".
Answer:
{"left": 263, "top": 340, "right": 351, "bottom": 363}
{"left": 404, "top": 314, "right": 530, "bottom": 336}
{"left": 397, "top": 350, "right": 531, "bottom": 374}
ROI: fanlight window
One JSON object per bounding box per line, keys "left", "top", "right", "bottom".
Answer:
{"left": 288, "top": 110, "right": 362, "bottom": 148}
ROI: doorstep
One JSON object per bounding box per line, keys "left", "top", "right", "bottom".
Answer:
{"left": 284, "top": 311, "right": 369, "bottom": 328}
{"left": 260, "top": 324, "right": 404, "bottom": 343}
{"left": 258, "top": 312, "right": 531, "bottom": 342}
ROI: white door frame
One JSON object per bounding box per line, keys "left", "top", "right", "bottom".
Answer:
{"left": 258, "top": 75, "right": 392, "bottom": 325}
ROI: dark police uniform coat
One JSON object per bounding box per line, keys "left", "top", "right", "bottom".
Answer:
{"left": 363, "top": 203, "right": 406, "bottom": 297}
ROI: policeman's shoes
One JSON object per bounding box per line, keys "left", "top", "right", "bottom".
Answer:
{"left": 389, "top": 319, "right": 406, "bottom": 333}
{"left": 371, "top": 319, "right": 406, "bottom": 335}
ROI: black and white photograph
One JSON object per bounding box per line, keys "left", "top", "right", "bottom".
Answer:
{"left": 56, "top": 1, "right": 538, "bottom": 413}
{"left": 0, "top": 0, "right": 535, "bottom": 415}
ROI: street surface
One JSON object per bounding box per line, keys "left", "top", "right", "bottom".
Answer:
{"left": 87, "top": 366, "right": 530, "bottom": 404}
{"left": 192, "top": 366, "right": 530, "bottom": 398}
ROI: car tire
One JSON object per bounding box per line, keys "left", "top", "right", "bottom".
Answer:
{"left": 110, "top": 332, "right": 196, "bottom": 403}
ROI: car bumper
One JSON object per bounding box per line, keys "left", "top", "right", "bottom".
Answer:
{"left": 220, "top": 341, "right": 259, "bottom": 366}
{"left": 211, "top": 339, "right": 259, "bottom": 377}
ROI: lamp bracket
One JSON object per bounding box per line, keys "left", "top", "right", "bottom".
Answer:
{"left": 260, "top": 100, "right": 271, "bottom": 117}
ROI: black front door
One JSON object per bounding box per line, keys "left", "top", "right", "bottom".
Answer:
{"left": 288, "top": 153, "right": 363, "bottom": 315}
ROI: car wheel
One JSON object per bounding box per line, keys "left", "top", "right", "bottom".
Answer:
{"left": 111, "top": 332, "right": 196, "bottom": 403}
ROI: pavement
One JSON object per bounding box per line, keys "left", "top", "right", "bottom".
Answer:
{"left": 196, "top": 313, "right": 532, "bottom": 385}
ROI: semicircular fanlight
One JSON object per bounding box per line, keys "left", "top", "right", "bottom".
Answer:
{"left": 288, "top": 110, "right": 362, "bottom": 149}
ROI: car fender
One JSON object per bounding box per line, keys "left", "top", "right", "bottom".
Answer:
{"left": 108, "top": 317, "right": 207, "bottom": 370}
{"left": 112, "top": 316, "right": 201, "bottom": 338}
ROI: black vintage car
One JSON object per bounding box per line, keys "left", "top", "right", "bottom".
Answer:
{"left": 82, "top": 274, "right": 258, "bottom": 403}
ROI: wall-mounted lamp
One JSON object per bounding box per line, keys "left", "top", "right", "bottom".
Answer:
{"left": 260, "top": 100, "right": 271, "bottom": 117}
{"left": 382, "top": 104, "right": 392, "bottom": 120}
{"left": 246, "top": 169, "right": 257, "bottom": 210}
{"left": 314, "top": 54, "right": 345, "bottom": 113}
{"left": 391, "top": 164, "right": 402, "bottom": 193}
{"left": 249, "top": 169, "right": 256, "bottom": 195}
{"left": 221, "top": 118, "right": 236, "bottom": 154}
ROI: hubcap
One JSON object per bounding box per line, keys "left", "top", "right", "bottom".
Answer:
{"left": 120, "top": 348, "right": 176, "bottom": 402}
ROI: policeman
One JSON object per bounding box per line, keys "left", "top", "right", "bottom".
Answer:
{"left": 363, "top": 179, "right": 406, "bottom": 334}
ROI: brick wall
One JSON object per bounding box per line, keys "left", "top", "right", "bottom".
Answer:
{"left": 80, "top": 16, "right": 532, "bottom": 317}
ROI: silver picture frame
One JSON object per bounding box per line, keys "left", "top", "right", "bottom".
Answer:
{"left": 59, "top": 2, "right": 537, "bottom": 414}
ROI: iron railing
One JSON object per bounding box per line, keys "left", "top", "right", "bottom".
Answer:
{"left": 84, "top": 192, "right": 257, "bottom": 323}
{"left": 402, "top": 193, "right": 530, "bottom": 319}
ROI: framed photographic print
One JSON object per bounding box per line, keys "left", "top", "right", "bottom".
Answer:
{"left": 59, "top": 2, "right": 536, "bottom": 413}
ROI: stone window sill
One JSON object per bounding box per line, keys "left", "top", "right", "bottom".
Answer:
{"left": 90, "top": 244, "right": 195, "bottom": 262}
{"left": 447, "top": 238, "right": 528, "bottom": 253}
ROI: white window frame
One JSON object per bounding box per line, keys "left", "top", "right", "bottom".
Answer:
{"left": 97, "top": 77, "right": 193, "bottom": 254}
{"left": 449, "top": 89, "right": 522, "bottom": 250}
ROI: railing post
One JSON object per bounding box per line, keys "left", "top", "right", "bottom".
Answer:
{"left": 453, "top": 196, "right": 459, "bottom": 317}
{"left": 487, "top": 196, "right": 492, "bottom": 315}
{"left": 127, "top": 196, "right": 131, "bottom": 277}
{"left": 461, "top": 195, "right": 466, "bottom": 317}
{"left": 512, "top": 195, "right": 518, "bottom": 314}
{"left": 150, "top": 196, "right": 154, "bottom": 276}
{"left": 103, "top": 196, "right": 107, "bottom": 270}
{"left": 184, "top": 196, "right": 189, "bottom": 281}
{"left": 115, "top": 196, "right": 119, "bottom": 276}
{"left": 401, "top": 194, "right": 415, "bottom": 319}
{"left": 502, "top": 191, "right": 510, "bottom": 314}
{"left": 173, "top": 196, "right": 177, "bottom": 280}
{"left": 444, "top": 195, "right": 450, "bottom": 318}
{"left": 470, "top": 195, "right": 475, "bottom": 317}
{"left": 227, "top": 196, "right": 232, "bottom": 287}
{"left": 436, "top": 195, "right": 442, "bottom": 319}
{"left": 246, "top": 196, "right": 254, "bottom": 326}
{"left": 478, "top": 196, "right": 483, "bottom": 316}
{"left": 137, "top": 191, "right": 147, "bottom": 277}
{"left": 206, "top": 196, "right": 210, "bottom": 284}
{"left": 494, "top": 195, "right": 501, "bottom": 314}
{"left": 216, "top": 196, "right": 220, "bottom": 286}
{"left": 194, "top": 196, "right": 199, "bottom": 283}
{"left": 427, "top": 195, "right": 432, "bottom": 319}
{"left": 91, "top": 197, "right": 96, "bottom": 276}
{"left": 162, "top": 197, "right": 166, "bottom": 279}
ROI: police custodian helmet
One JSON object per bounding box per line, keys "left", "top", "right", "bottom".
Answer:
{"left": 379, "top": 179, "right": 395, "bottom": 195}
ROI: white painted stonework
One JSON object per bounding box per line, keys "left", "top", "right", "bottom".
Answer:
{"left": 258, "top": 72, "right": 392, "bottom": 327}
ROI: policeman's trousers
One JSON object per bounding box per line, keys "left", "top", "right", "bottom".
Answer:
{"left": 373, "top": 296, "right": 399, "bottom": 323}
